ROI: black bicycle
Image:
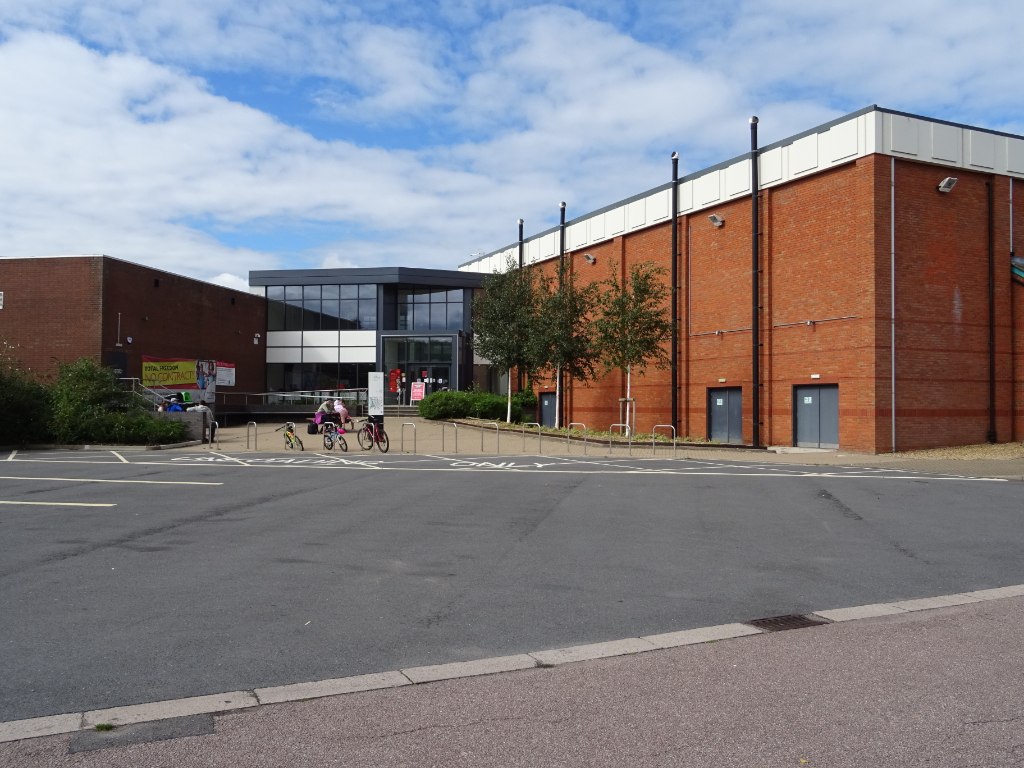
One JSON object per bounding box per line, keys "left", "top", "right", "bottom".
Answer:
{"left": 356, "top": 419, "right": 389, "bottom": 453}
{"left": 322, "top": 421, "right": 348, "bottom": 452}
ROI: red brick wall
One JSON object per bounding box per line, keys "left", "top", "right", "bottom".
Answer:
{"left": 513, "top": 153, "right": 1024, "bottom": 453}
{"left": 0, "top": 257, "right": 103, "bottom": 380}
{"left": 0, "top": 256, "right": 266, "bottom": 393}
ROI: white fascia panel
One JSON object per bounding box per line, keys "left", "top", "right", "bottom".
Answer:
{"left": 266, "top": 331, "right": 302, "bottom": 347}
{"left": 340, "top": 330, "right": 377, "bottom": 346}
{"left": 725, "top": 158, "right": 751, "bottom": 198}
{"left": 676, "top": 179, "right": 694, "bottom": 213}
{"left": 590, "top": 211, "right": 606, "bottom": 240}
{"left": 567, "top": 220, "right": 589, "bottom": 249}
{"left": 790, "top": 133, "right": 819, "bottom": 175}
{"left": 695, "top": 171, "right": 721, "bottom": 206}
{"left": 266, "top": 347, "right": 301, "bottom": 364}
{"left": 1008, "top": 137, "right": 1024, "bottom": 175}
{"left": 303, "top": 331, "right": 340, "bottom": 347}
{"left": 647, "top": 189, "right": 670, "bottom": 221}
{"left": 304, "top": 347, "right": 341, "bottom": 363}
{"left": 889, "top": 114, "right": 920, "bottom": 155}
{"left": 759, "top": 147, "right": 783, "bottom": 186}
{"left": 627, "top": 197, "right": 647, "bottom": 230}
{"left": 606, "top": 205, "right": 626, "bottom": 236}
{"left": 967, "top": 130, "right": 996, "bottom": 169}
{"left": 828, "top": 118, "right": 859, "bottom": 162}
{"left": 931, "top": 122, "right": 962, "bottom": 163}
{"left": 340, "top": 346, "right": 376, "bottom": 363}
{"left": 540, "top": 231, "right": 556, "bottom": 258}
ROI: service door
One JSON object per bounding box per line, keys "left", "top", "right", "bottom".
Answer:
{"left": 708, "top": 387, "right": 743, "bottom": 444}
{"left": 539, "top": 392, "right": 557, "bottom": 428}
{"left": 794, "top": 385, "right": 839, "bottom": 448}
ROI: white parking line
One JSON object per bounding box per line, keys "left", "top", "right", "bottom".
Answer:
{"left": 0, "top": 501, "right": 116, "bottom": 508}
{"left": 0, "top": 475, "right": 222, "bottom": 486}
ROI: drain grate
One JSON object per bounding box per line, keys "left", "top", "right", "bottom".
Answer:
{"left": 746, "top": 614, "right": 830, "bottom": 632}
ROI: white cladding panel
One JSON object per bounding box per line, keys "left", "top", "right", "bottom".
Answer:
{"left": 339, "top": 346, "right": 376, "bottom": 363}
{"left": 304, "top": 347, "right": 340, "bottom": 363}
{"left": 339, "top": 331, "right": 377, "bottom": 347}
{"left": 459, "top": 108, "right": 1023, "bottom": 276}
{"left": 266, "top": 331, "right": 302, "bottom": 347}
{"left": 266, "top": 347, "right": 301, "bottom": 364}
{"left": 303, "top": 331, "right": 340, "bottom": 347}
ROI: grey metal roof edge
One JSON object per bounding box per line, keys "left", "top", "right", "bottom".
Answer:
{"left": 249, "top": 266, "right": 484, "bottom": 287}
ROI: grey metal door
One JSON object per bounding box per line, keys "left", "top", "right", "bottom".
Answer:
{"left": 539, "top": 393, "right": 557, "bottom": 428}
{"left": 709, "top": 387, "right": 743, "bottom": 444}
{"left": 794, "top": 385, "right": 839, "bottom": 448}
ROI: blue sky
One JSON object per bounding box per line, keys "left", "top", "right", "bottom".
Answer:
{"left": 1, "top": 0, "right": 1022, "bottom": 290}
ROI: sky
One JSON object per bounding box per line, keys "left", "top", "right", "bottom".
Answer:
{"left": 1, "top": 1, "right": 1022, "bottom": 292}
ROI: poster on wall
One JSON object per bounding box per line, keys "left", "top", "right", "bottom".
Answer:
{"left": 216, "top": 361, "right": 236, "bottom": 387}
{"left": 142, "top": 357, "right": 217, "bottom": 404}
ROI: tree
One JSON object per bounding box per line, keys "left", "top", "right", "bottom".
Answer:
{"left": 0, "top": 338, "right": 51, "bottom": 445}
{"left": 529, "top": 264, "right": 601, "bottom": 428}
{"left": 471, "top": 256, "right": 539, "bottom": 422}
{"left": 592, "top": 262, "right": 673, "bottom": 430}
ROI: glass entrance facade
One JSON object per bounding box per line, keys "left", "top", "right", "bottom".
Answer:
{"left": 382, "top": 336, "right": 455, "bottom": 405}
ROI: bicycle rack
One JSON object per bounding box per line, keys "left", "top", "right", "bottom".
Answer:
{"left": 609, "top": 423, "right": 632, "bottom": 456}
{"left": 567, "top": 422, "right": 587, "bottom": 455}
{"left": 652, "top": 424, "right": 676, "bottom": 458}
{"left": 441, "top": 422, "right": 458, "bottom": 454}
{"left": 521, "top": 422, "right": 541, "bottom": 454}
{"left": 401, "top": 422, "right": 416, "bottom": 454}
{"left": 207, "top": 420, "right": 220, "bottom": 449}
{"left": 246, "top": 421, "right": 258, "bottom": 451}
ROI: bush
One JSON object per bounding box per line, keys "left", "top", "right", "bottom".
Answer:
{"left": 0, "top": 341, "right": 52, "bottom": 445}
{"left": 49, "top": 358, "right": 184, "bottom": 445}
{"left": 418, "top": 390, "right": 523, "bottom": 422}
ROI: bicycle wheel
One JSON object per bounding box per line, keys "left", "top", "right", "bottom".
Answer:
{"left": 338, "top": 434, "right": 348, "bottom": 452}
{"left": 357, "top": 426, "right": 374, "bottom": 450}
{"left": 323, "top": 432, "right": 334, "bottom": 451}
{"left": 375, "top": 429, "right": 389, "bottom": 453}
{"left": 295, "top": 435, "right": 304, "bottom": 451}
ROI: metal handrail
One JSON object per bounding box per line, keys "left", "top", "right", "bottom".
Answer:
{"left": 441, "top": 422, "right": 458, "bottom": 454}
{"left": 401, "top": 422, "right": 416, "bottom": 454}
{"left": 521, "top": 422, "right": 542, "bottom": 454}
{"left": 609, "top": 423, "right": 632, "bottom": 456}
{"left": 652, "top": 424, "right": 676, "bottom": 458}
{"left": 246, "top": 422, "right": 258, "bottom": 450}
{"left": 567, "top": 422, "right": 587, "bottom": 455}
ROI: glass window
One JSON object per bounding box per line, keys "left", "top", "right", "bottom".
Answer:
{"left": 413, "top": 288, "right": 430, "bottom": 303}
{"left": 321, "top": 298, "right": 340, "bottom": 330}
{"left": 322, "top": 285, "right": 340, "bottom": 300}
{"left": 447, "top": 303, "right": 463, "bottom": 328}
{"left": 430, "top": 337, "right": 452, "bottom": 362}
{"left": 267, "top": 286, "right": 285, "bottom": 301}
{"left": 412, "top": 304, "right": 430, "bottom": 330}
{"left": 285, "top": 303, "right": 302, "bottom": 331}
{"left": 285, "top": 286, "right": 303, "bottom": 304}
{"left": 430, "top": 303, "right": 447, "bottom": 329}
{"left": 358, "top": 301, "right": 377, "bottom": 330}
{"left": 303, "top": 285, "right": 320, "bottom": 301}
{"left": 303, "top": 302, "right": 321, "bottom": 330}
{"left": 446, "top": 289, "right": 463, "bottom": 302}
{"left": 339, "top": 284, "right": 358, "bottom": 300}
{"left": 338, "top": 300, "right": 359, "bottom": 328}
{"left": 397, "top": 303, "right": 410, "bottom": 331}
{"left": 358, "top": 283, "right": 376, "bottom": 299}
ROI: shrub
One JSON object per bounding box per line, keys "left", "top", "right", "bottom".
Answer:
{"left": 0, "top": 340, "right": 52, "bottom": 445}
{"left": 418, "top": 389, "right": 523, "bottom": 422}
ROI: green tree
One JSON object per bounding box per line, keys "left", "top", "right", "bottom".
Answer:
{"left": 471, "top": 256, "right": 540, "bottom": 422}
{"left": 529, "top": 265, "right": 601, "bottom": 427}
{"left": 592, "top": 262, "right": 673, "bottom": 430}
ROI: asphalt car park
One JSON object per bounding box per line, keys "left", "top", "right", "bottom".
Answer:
{"left": 1, "top": 447, "right": 1021, "bottom": 726}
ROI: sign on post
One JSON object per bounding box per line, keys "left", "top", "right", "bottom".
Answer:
{"left": 410, "top": 382, "right": 426, "bottom": 402}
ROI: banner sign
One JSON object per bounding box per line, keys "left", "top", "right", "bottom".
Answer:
{"left": 142, "top": 357, "right": 217, "bottom": 404}
{"left": 216, "top": 361, "right": 236, "bottom": 387}
{"left": 410, "top": 382, "right": 426, "bottom": 402}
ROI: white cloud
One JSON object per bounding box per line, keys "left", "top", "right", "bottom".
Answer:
{"left": 0, "top": 1, "right": 1021, "bottom": 288}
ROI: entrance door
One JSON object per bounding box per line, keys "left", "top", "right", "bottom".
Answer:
{"left": 539, "top": 393, "right": 557, "bottom": 428}
{"left": 794, "top": 385, "right": 839, "bottom": 448}
{"left": 708, "top": 387, "right": 743, "bottom": 444}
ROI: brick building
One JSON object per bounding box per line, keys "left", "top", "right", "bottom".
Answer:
{"left": 0, "top": 255, "right": 266, "bottom": 395}
{"left": 462, "top": 106, "right": 1024, "bottom": 453}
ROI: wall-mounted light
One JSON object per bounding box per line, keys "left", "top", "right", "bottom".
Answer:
{"left": 708, "top": 213, "right": 725, "bottom": 228}
{"left": 583, "top": 253, "right": 597, "bottom": 265}
{"left": 253, "top": 333, "right": 261, "bottom": 345}
{"left": 937, "top": 176, "right": 958, "bottom": 193}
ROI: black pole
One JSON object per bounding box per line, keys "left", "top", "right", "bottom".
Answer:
{"left": 517, "top": 218, "right": 524, "bottom": 269}
{"left": 671, "top": 152, "right": 679, "bottom": 435}
{"left": 558, "top": 201, "right": 566, "bottom": 428}
{"left": 750, "top": 116, "right": 761, "bottom": 448}
{"left": 517, "top": 217, "right": 525, "bottom": 394}
{"left": 986, "top": 181, "right": 997, "bottom": 442}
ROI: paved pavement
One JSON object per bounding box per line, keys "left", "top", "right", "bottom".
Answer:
{"left": 2, "top": 423, "right": 1022, "bottom": 765}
